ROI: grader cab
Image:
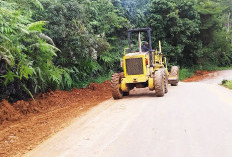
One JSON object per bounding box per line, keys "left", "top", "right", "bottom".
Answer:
{"left": 111, "top": 28, "right": 179, "bottom": 99}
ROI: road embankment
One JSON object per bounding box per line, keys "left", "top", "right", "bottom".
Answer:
{"left": 0, "top": 81, "right": 111, "bottom": 157}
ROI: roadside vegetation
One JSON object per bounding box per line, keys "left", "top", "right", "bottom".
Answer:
{"left": 1, "top": 0, "right": 232, "bottom": 102}
{"left": 179, "top": 69, "right": 195, "bottom": 81}
{"left": 179, "top": 66, "right": 232, "bottom": 81}
{"left": 222, "top": 80, "right": 232, "bottom": 89}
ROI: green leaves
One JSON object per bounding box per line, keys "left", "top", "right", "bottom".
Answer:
{"left": 147, "top": 0, "right": 202, "bottom": 66}
{"left": 195, "top": 0, "right": 232, "bottom": 66}
{"left": 1, "top": 71, "right": 19, "bottom": 85}
{"left": 63, "top": 69, "right": 73, "bottom": 89}
{"left": 49, "top": 67, "right": 63, "bottom": 86}
{"left": 31, "top": 0, "right": 44, "bottom": 10}
{"left": 28, "top": 21, "right": 47, "bottom": 33}
{"left": 0, "top": 46, "right": 14, "bottom": 66}
{"left": 1, "top": 0, "right": 230, "bottom": 102}
{"left": 18, "top": 62, "right": 34, "bottom": 80}
{"left": 146, "top": 0, "right": 232, "bottom": 67}
{"left": 0, "top": 0, "right": 65, "bottom": 101}
{"left": 30, "top": 0, "right": 129, "bottom": 90}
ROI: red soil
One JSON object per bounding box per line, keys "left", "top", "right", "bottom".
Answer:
{"left": 182, "top": 70, "right": 216, "bottom": 82}
{"left": 0, "top": 81, "right": 112, "bottom": 157}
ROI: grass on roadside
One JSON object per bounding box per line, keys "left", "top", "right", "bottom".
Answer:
{"left": 179, "top": 68, "right": 195, "bottom": 81}
{"left": 222, "top": 80, "right": 232, "bottom": 90}
{"left": 200, "top": 65, "right": 232, "bottom": 71}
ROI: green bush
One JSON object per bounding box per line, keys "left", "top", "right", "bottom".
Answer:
{"left": 222, "top": 80, "right": 232, "bottom": 89}
{"left": 147, "top": 0, "right": 202, "bottom": 66}
{"left": 179, "top": 68, "right": 195, "bottom": 81}
{"left": 0, "top": 0, "right": 64, "bottom": 102}
{"left": 33, "top": 0, "right": 130, "bottom": 88}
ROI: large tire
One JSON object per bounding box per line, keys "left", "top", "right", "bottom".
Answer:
{"left": 111, "top": 73, "right": 123, "bottom": 99}
{"left": 154, "top": 70, "right": 165, "bottom": 97}
{"left": 161, "top": 68, "right": 168, "bottom": 93}
{"left": 111, "top": 72, "right": 129, "bottom": 99}
{"left": 170, "top": 66, "right": 179, "bottom": 86}
{"left": 123, "top": 92, "right": 129, "bottom": 96}
{"left": 119, "top": 72, "right": 124, "bottom": 78}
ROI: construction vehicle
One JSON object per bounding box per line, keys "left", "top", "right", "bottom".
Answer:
{"left": 111, "top": 28, "right": 179, "bottom": 99}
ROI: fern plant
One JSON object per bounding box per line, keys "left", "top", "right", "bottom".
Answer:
{"left": 0, "top": 0, "right": 65, "bottom": 101}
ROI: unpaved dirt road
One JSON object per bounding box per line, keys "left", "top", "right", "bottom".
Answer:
{"left": 25, "top": 70, "right": 232, "bottom": 157}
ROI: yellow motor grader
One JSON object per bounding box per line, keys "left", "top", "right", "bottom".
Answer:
{"left": 111, "top": 28, "right": 179, "bottom": 99}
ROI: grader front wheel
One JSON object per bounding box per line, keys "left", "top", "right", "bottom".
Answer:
{"left": 111, "top": 72, "right": 129, "bottom": 99}
{"left": 111, "top": 73, "right": 123, "bottom": 99}
{"left": 154, "top": 70, "right": 165, "bottom": 97}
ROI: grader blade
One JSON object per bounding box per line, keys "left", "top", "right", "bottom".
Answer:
{"left": 168, "top": 66, "right": 179, "bottom": 86}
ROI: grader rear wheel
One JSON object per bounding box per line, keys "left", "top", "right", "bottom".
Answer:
{"left": 154, "top": 70, "right": 165, "bottom": 97}
{"left": 170, "top": 66, "right": 179, "bottom": 86}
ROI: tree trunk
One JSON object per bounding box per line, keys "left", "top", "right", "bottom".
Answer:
{"left": 227, "top": 12, "right": 232, "bottom": 44}
{"left": 227, "top": 12, "right": 231, "bottom": 33}
{"left": 231, "top": 33, "right": 232, "bottom": 45}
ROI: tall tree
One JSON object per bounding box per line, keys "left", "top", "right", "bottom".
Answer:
{"left": 111, "top": 0, "right": 152, "bottom": 28}
{"left": 147, "top": 0, "right": 202, "bottom": 66}
{"left": 196, "top": 0, "right": 231, "bottom": 66}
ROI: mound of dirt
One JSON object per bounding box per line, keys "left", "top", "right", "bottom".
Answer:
{"left": 0, "top": 100, "right": 21, "bottom": 124}
{"left": 0, "top": 81, "right": 112, "bottom": 157}
{"left": 182, "top": 70, "right": 216, "bottom": 82}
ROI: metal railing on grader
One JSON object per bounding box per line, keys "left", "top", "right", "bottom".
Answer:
{"left": 111, "top": 28, "right": 179, "bottom": 99}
